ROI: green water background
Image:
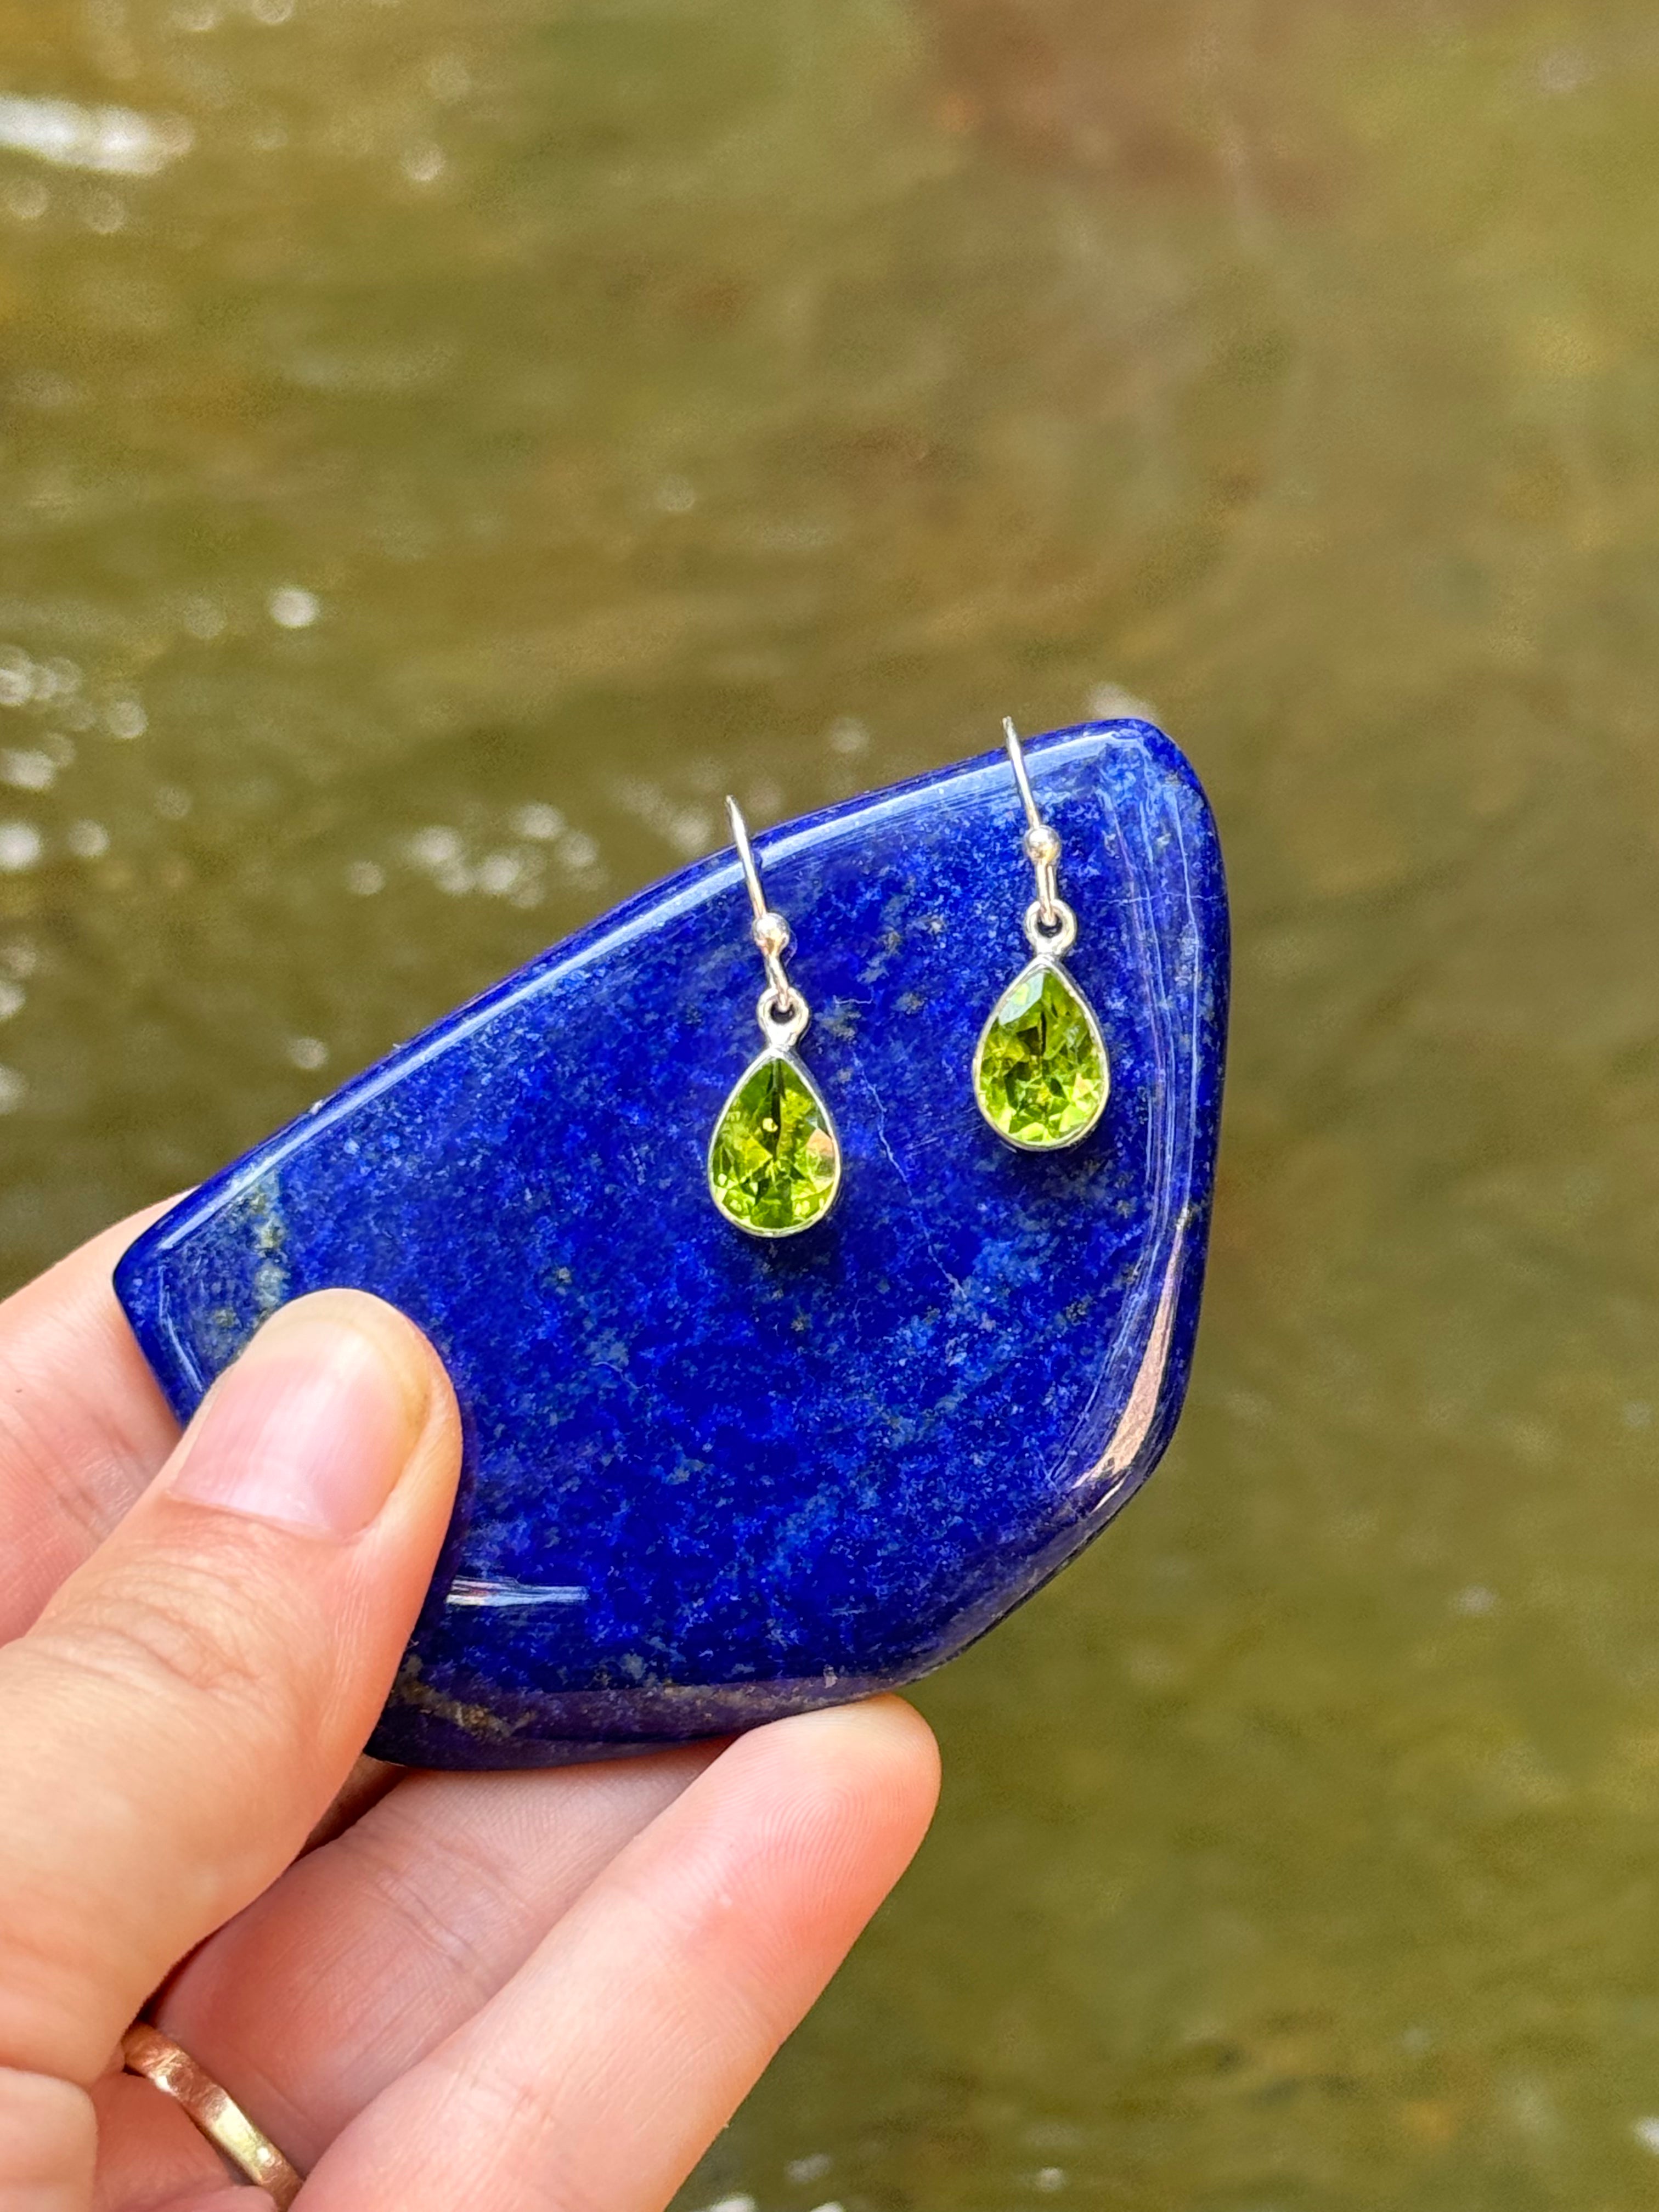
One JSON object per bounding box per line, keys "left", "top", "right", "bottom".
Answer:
{"left": 5, "top": 1, "right": 1659, "bottom": 2203}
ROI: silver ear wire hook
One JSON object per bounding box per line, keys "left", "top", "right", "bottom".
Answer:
{"left": 726, "top": 796, "right": 808, "bottom": 1048}
{"left": 1002, "top": 719, "right": 1076, "bottom": 958}
{"left": 709, "top": 797, "right": 840, "bottom": 1233}
{"left": 1002, "top": 715, "right": 1043, "bottom": 832}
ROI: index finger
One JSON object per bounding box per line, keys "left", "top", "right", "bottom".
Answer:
{"left": 0, "top": 1205, "right": 181, "bottom": 1641}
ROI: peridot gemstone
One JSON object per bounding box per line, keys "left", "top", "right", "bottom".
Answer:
{"left": 974, "top": 959, "right": 1108, "bottom": 1149}
{"left": 709, "top": 1051, "right": 840, "bottom": 1235}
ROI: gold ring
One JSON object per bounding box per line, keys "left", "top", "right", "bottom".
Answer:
{"left": 121, "top": 2024, "right": 304, "bottom": 2207}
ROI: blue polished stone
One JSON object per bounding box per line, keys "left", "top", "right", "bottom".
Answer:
{"left": 114, "top": 720, "right": 1228, "bottom": 1768}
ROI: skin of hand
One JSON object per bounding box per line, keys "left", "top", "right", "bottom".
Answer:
{"left": 0, "top": 1212, "right": 941, "bottom": 2210}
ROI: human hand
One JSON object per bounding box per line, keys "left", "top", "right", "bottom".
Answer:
{"left": 0, "top": 1212, "right": 940, "bottom": 2209}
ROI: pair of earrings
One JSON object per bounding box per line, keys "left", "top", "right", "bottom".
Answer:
{"left": 707, "top": 721, "right": 1110, "bottom": 1240}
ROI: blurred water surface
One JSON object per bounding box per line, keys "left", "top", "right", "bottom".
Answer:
{"left": 5, "top": 0, "right": 1659, "bottom": 2203}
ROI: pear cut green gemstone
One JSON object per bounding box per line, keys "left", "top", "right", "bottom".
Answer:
{"left": 974, "top": 959, "right": 1108, "bottom": 1149}
{"left": 709, "top": 1051, "right": 840, "bottom": 1236}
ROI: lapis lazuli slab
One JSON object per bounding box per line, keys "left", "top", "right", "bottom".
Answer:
{"left": 115, "top": 721, "right": 1228, "bottom": 1768}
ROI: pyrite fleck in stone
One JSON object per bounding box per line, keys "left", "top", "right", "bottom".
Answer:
{"left": 709, "top": 1051, "right": 840, "bottom": 1235}
{"left": 114, "top": 719, "right": 1228, "bottom": 1771}
{"left": 974, "top": 958, "right": 1108, "bottom": 1149}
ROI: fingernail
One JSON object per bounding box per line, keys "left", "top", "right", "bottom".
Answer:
{"left": 167, "top": 1295, "right": 431, "bottom": 1539}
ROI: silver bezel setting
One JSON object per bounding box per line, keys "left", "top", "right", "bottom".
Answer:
{"left": 708, "top": 1044, "right": 843, "bottom": 1239}
{"left": 972, "top": 951, "right": 1110, "bottom": 1153}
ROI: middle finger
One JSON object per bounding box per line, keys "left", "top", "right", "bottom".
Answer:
{"left": 156, "top": 1745, "right": 718, "bottom": 2167}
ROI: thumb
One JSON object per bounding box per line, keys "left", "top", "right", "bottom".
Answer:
{"left": 0, "top": 1289, "right": 460, "bottom": 2100}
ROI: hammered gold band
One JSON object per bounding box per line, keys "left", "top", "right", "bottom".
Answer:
{"left": 121, "top": 2025, "right": 304, "bottom": 2207}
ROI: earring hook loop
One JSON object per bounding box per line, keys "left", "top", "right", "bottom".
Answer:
{"left": 1002, "top": 718, "right": 1072, "bottom": 949}
{"left": 726, "top": 795, "right": 808, "bottom": 1045}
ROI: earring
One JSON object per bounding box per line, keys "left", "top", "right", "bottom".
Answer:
{"left": 707, "top": 797, "right": 843, "bottom": 1238}
{"left": 972, "top": 719, "right": 1110, "bottom": 1150}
